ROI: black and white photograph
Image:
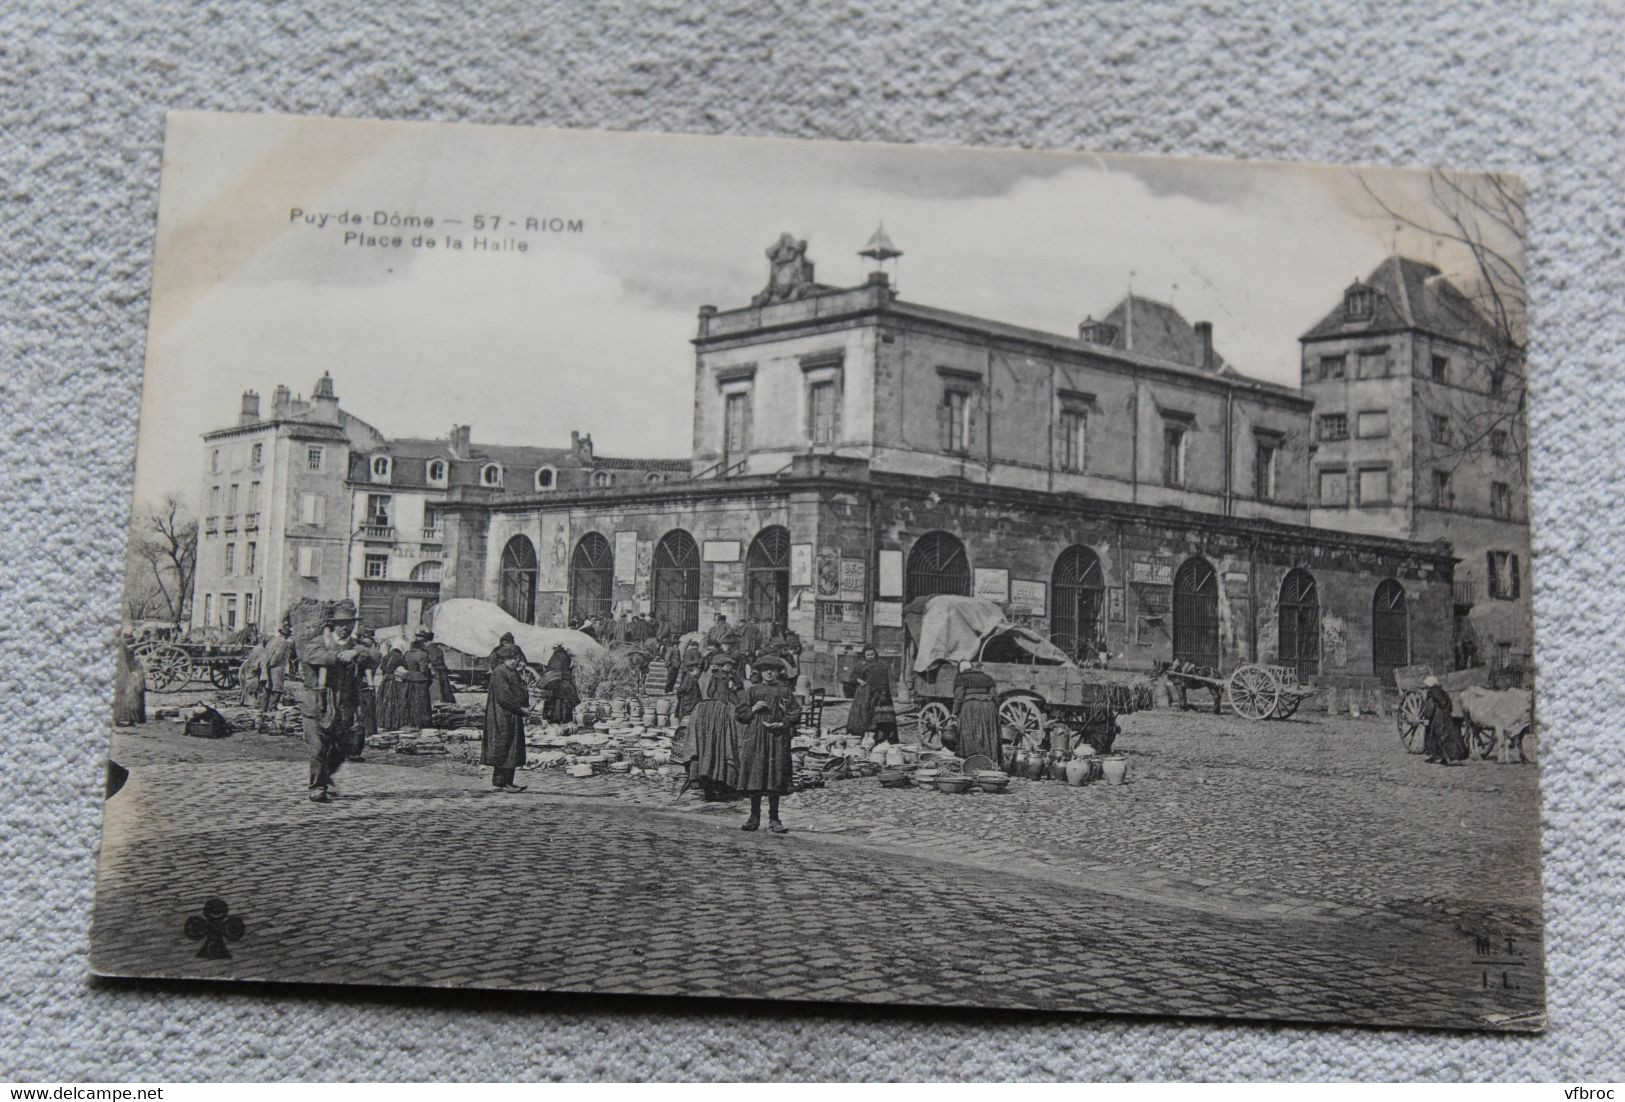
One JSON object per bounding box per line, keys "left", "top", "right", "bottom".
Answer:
{"left": 90, "top": 110, "right": 1541, "bottom": 1033}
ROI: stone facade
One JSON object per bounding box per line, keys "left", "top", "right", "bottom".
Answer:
{"left": 441, "top": 455, "right": 1455, "bottom": 693}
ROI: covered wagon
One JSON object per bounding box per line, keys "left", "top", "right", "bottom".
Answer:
{"left": 376, "top": 598, "right": 605, "bottom": 692}
{"left": 904, "top": 595, "right": 1142, "bottom": 752}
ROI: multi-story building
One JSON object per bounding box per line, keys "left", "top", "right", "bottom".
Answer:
{"left": 344, "top": 427, "right": 687, "bottom": 627}
{"left": 436, "top": 233, "right": 1460, "bottom": 692}
{"left": 193, "top": 374, "right": 385, "bottom": 633}
{"left": 192, "top": 376, "right": 684, "bottom": 633}
{"left": 1300, "top": 257, "right": 1531, "bottom": 672}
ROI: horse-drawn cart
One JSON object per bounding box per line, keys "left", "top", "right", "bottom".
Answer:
{"left": 1160, "top": 660, "right": 1318, "bottom": 720}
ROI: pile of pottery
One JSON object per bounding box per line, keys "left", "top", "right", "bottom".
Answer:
{"left": 1006, "top": 748, "right": 1130, "bottom": 786}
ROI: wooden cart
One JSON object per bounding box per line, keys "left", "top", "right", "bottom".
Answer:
{"left": 1392, "top": 664, "right": 1499, "bottom": 756}
{"left": 135, "top": 640, "right": 252, "bottom": 692}
{"left": 1162, "top": 660, "right": 1318, "bottom": 720}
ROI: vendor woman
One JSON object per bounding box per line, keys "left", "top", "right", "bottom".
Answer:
{"left": 733, "top": 655, "right": 801, "bottom": 834}
{"left": 844, "top": 644, "right": 898, "bottom": 745}
{"left": 952, "top": 660, "right": 1002, "bottom": 766}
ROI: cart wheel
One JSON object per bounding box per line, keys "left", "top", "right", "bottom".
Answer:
{"left": 1226, "top": 665, "right": 1279, "bottom": 720}
{"left": 146, "top": 645, "right": 192, "bottom": 692}
{"left": 1275, "top": 695, "right": 1302, "bottom": 720}
{"left": 998, "top": 695, "right": 1045, "bottom": 740}
{"left": 209, "top": 662, "right": 240, "bottom": 690}
{"left": 1470, "top": 720, "right": 1497, "bottom": 760}
{"left": 1397, "top": 690, "right": 1425, "bottom": 753}
{"left": 917, "top": 701, "right": 952, "bottom": 743}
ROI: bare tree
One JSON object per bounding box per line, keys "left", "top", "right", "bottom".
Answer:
{"left": 129, "top": 495, "right": 198, "bottom": 627}
{"left": 1357, "top": 169, "right": 1529, "bottom": 487}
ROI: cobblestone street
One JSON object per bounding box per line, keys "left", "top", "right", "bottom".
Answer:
{"left": 91, "top": 705, "right": 1545, "bottom": 1031}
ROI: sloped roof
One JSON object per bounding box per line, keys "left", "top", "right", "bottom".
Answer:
{"left": 1300, "top": 256, "right": 1501, "bottom": 344}
{"left": 1098, "top": 294, "right": 1234, "bottom": 375}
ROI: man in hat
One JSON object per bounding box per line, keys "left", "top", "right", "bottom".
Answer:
{"left": 298, "top": 607, "right": 362, "bottom": 803}
{"left": 484, "top": 650, "right": 529, "bottom": 792}
{"left": 705, "top": 612, "right": 732, "bottom": 650}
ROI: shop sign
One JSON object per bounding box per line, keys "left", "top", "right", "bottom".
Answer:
{"left": 877, "top": 549, "right": 904, "bottom": 597}
{"left": 1009, "top": 579, "right": 1046, "bottom": 615}
{"left": 973, "top": 567, "right": 1009, "bottom": 604}
{"left": 873, "top": 601, "right": 903, "bottom": 628}
{"left": 839, "top": 558, "right": 866, "bottom": 601}
{"left": 702, "top": 540, "right": 741, "bottom": 563}
{"left": 1131, "top": 559, "right": 1172, "bottom": 586}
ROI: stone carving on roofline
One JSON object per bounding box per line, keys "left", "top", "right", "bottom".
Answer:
{"left": 752, "top": 233, "right": 819, "bottom": 306}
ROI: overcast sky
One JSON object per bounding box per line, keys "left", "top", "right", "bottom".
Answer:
{"left": 134, "top": 112, "right": 1521, "bottom": 512}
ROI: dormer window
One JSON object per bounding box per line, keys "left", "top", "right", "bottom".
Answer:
{"left": 481, "top": 463, "right": 503, "bottom": 487}
{"left": 426, "top": 458, "right": 448, "bottom": 485}
{"left": 535, "top": 466, "right": 557, "bottom": 491}
{"left": 370, "top": 455, "right": 392, "bottom": 482}
{"left": 1344, "top": 283, "right": 1374, "bottom": 320}
{"left": 592, "top": 471, "right": 614, "bottom": 488}
{"left": 1077, "top": 318, "right": 1119, "bottom": 346}
{"left": 645, "top": 472, "right": 665, "bottom": 484}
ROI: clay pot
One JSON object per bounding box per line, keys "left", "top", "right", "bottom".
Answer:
{"left": 627, "top": 699, "right": 644, "bottom": 720}
{"left": 596, "top": 701, "right": 613, "bottom": 720}
{"left": 1019, "top": 751, "right": 1045, "bottom": 781}
{"left": 1100, "top": 755, "right": 1129, "bottom": 786}
{"left": 1065, "top": 756, "right": 1092, "bottom": 786}
{"left": 1048, "top": 751, "right": 1072, "bottom": 782}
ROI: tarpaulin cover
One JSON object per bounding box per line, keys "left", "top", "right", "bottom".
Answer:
{"left": 377, "top": 599, "right": 606, "bottom": 662}
{"left": 905, "top": 595, "right": 1072, "bottom": 673}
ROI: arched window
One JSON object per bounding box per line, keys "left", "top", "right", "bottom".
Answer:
{"left": 592, "top": 471, "right": 614, "bottom": 488}
{"left": 905, "top": 531, "right": 971, "bottom": 603}
{"left": 569, "top": 532, "right": 614, "bottom": 622}
{"left": 371, "top": 455, "right": 391, "bottom": 480}
{"left": 652, "top": 530, "right": 701, "bottom": 634}
{"left": 426, "top": 458, "right": 447, "bottom": 485}
{"left": 411, "top": 560, "right": 443, "bottom": 584}
{"left": 1372, "top": 579, "right": 1409, "bottom": 678}
{"left": 535, "top": 467, "right": 556, "bottom": 491}
{"left": 1277, "top": 569, "right": 1320, "bottom": 677}
{"left": 1172, "top": 557, "right": 1220, "bottom": 669}
{"left": 1051, "top": 546, "right": 1105, "bottom": 659}
{"left": 746, "top": 525, "right": 792, "bottom": 625}
{"left": 498, "top": 536, "right": 538, "bottom": 623}
{"left": 645, "top": 472, "right": 664, "bottom": 484}
{"left": 481, "top": 463, "right": 503, "bottom": 487}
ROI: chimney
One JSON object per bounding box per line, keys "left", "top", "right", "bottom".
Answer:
{"left": 572, "top": 431, "right": 593, "bottom": 462}
{"left": 271, "top": 385, "right": 291, "bottom": 417}
{"left": 449, "top": 424, "right": 471, "bottom": 456}
{"left": 239, "top": 389, "right": 260, "bottom": 425}
{"left": 1194, "top": 321, "right": 1215, "bottom": 371}
{"left": 311, "top": 371, "right": 340, "bottom": 422}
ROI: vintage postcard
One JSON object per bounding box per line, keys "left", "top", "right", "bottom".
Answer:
{"left": 93, "top": 111, "right": 1541, "bottom": 1031}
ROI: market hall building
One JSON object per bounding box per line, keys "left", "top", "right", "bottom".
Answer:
{"left": 437, "top": 233, "right": 1457, "bottom": 693}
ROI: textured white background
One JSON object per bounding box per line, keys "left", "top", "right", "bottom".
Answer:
{"left": 2, "top": 0, "right": 1621, "bottom": 1081}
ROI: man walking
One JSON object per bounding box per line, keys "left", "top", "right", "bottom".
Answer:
{"left": 484, "top": 650, "right": 529, "bottom": 792}
{"left": 297, "top": 606, "right": 362, "bottom": 803}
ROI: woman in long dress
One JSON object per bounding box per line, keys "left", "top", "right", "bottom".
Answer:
{"left": 685, "top": 654, "right": 742, "bottom": 799}
{"left": 542, "top": 645, "right": 578, "bottom": 723}
{"left": 847, "top": 645, "right": 897, "bottom": 744}
{"left": 732, "top": 657, "right": 801, "bottom": 833}
{"left": 952, "top": 660, "right": 1002, "bottom": 766}
{"left": 401, "top": 636, "right": 436, "bottom": 728}
{"left": 1420, "top": 675, "right": 1465, "bottom": 765}
{"left": 377, "top": 642, "right": 410, "bottom": 731}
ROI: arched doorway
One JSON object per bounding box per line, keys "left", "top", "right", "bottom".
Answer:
{"left": 905, "top": 531, "right": 971, "bottom": 603}
{"left": 1277, "top": 569, "right": 1320, "bottom": 678}
{"left": 569, "top": 532, "right": 614, "bottom": 623}
{"left": 499, "top": 535, "right": 538, "bottom": 624}
{"left": 1172, "top": 557, "right": 1220, "bottom": 668}
{"left": 652, "top": 530, "right": 701, "bottom": 634}
{"left": 1051, "top": 545, "right": 1105, "bottom": 660}
{"left": 746, "top": 525, "right": 791, "bottom": 626}
{"left": 1372, "top": 579, "right": 1409, "bottom": 678}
